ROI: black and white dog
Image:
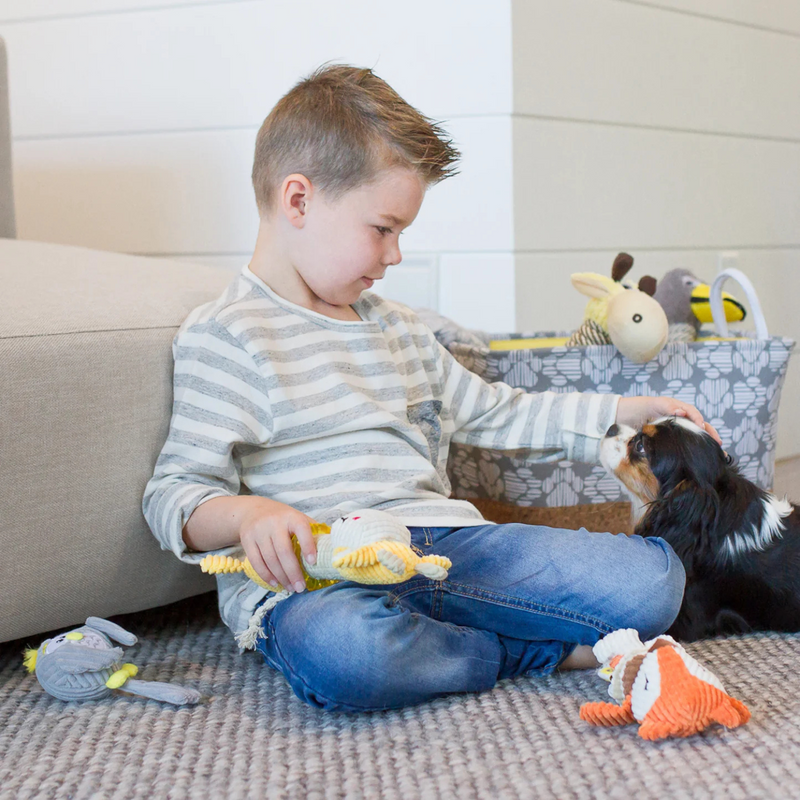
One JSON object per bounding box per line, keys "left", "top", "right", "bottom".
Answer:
{"left": 601, "top": 416, "right": 800, "bottom": 642}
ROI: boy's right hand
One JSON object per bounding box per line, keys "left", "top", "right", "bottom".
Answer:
{"left": 238, "top": 498, "right": 318, "bottom": 593}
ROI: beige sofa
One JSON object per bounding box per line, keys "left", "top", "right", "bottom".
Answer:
{"left": 1, "top": 239, "right": 234, "bottom": 643}
{"left": 0, "top": 37, "right": 241, "bottom": 642}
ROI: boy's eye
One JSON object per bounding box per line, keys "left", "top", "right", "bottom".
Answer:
{"left": 375, "top": 226, "right": 392, "bottom": 236}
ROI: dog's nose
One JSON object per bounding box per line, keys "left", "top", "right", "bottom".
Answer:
{"left": 606, "top": 424, "right": 620, "bottom": 438}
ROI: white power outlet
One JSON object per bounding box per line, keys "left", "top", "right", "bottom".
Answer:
{"left": 717, "top": 251, "right": 739, "bottom": 274}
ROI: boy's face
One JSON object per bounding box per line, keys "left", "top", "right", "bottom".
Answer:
{"left": 292, "top": 167, "right": 426, "bottom": 308}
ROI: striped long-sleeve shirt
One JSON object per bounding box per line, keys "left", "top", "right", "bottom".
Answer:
{"left": 142, "top": 265, "right": 620, "bottom": 641}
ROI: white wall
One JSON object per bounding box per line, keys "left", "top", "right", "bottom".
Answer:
{"left": 3, "top": 0, "right": 799, "bottom": 455}
{"left": 512, "top": 0, "right": 800, "bottom": 458}
{"left": 0, "top": 0, "right": 516, "bottom": 327}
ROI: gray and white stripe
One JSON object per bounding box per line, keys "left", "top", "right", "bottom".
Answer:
{"left": 143, "top": 266, "right": 619, "bottom": 641}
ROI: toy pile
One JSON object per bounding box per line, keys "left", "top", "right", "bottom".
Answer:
{"left": 567, "top": 252, "right": 746, "bottom": 362}
{"left": 20, "top": 513, "right": 752, "bottom": 744}
{"left": 417, "top": 252, "right": 748, "bottom": 365}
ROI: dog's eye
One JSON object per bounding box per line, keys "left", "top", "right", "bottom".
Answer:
{"left": 635, "top": 438, "right": 646, "bottom": 455}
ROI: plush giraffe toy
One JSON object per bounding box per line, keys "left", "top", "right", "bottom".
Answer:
{"left": 566, "top": 252, "right": 669, "bottom": 363}
{"left": 200, "top": 509, "right": 453, "bottom": 649}
{"left": 580, "top": 629, "right": 750, "bottom": 740}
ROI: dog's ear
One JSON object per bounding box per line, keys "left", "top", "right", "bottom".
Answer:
{"left": 683, "top": 439, "right": 729, "bottom": 494}
{"left": 637, "top": 476, "right": 720, "bottom": 567}
{"left": 650, "top": 425, "right": 725, "bottom": 497}
{"left": 663, "top": 479, "right": 721, "bottom": 553}
{"left": 670, "top": 479, "right": 719, "bottom": 522}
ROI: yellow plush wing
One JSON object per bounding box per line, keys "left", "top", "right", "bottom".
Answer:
{"left": 333, "top": 541, "right": 418, "bottom": 583}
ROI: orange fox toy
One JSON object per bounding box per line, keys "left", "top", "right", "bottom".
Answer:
{"left": 579, "top": 629, "right": 750, "bottom": 741}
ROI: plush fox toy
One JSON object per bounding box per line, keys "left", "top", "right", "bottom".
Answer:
{"left": 580, "top": 629, "right": 750, "bottom": 740}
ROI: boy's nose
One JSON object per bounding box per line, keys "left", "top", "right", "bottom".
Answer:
{"left": 384, "top": 244, "right": 402, "bottom": 267}
{"left": 606, "top": 424, "right": 620, "bottom": 438}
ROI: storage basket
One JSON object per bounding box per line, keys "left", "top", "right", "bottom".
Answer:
{"left": 444, "top": 269, "right": 795, "bottom": 507}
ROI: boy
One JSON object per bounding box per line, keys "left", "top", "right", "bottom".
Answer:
{"left": 143, "top": 64, "right": 717, "bottom": 712}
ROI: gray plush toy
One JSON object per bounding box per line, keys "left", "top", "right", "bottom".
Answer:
{"left": 23, "top": 617, "right": 202, "bottom": 705}
{"left": 653, "top": 268, "right": 746, "bottom": 342}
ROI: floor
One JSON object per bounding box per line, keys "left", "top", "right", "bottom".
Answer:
{"left": 773, "top": 456, "right": 800, "bottom": 499}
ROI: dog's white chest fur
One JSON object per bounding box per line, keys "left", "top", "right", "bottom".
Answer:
{"left": 722, "top": 495, "right": 793, "bottom": 560}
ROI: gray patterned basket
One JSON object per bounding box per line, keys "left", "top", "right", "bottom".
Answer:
{"left": 445, "top": 269, "right": 795, "bottom": 507}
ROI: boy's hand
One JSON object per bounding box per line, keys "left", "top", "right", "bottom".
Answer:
{"left": 616, "top": 396, "right": 723, "bottom": 446}
{"left": 238, "top": 498, "right": 318, "bottom": 593}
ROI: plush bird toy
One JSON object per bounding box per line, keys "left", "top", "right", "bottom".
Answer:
{"left": 23, "top": 617, "right": 202, "bottom": 704}
{"left": 200, "top": 509, "right": 453, "bottom": 648}
{"left": 567, "top": 253, "right": 669, "bottom": 363}
{"left": 654, "top": 268, "right": 747, "bottom": 342}
{"left": 579, "top": 629, "right": 750, "bottom": 740}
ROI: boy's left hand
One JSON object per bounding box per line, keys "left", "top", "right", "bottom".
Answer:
{"left": 616, "top": 396, "right": 723, "bottom": 446}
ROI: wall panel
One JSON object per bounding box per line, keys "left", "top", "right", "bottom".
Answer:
{"left": 513, "top": 0, "right": 800, "bottom": 140}
{"left": 438, "top": 252, "right": 516, "bottom": 331}
{"left": 0, "top": 0, "right": 238, "bottom": 21}
{"left": 513, "top": 118, "right": 800, "bottom": 252}
{"left": 1, "top": 0, "right": 511, "bottom": 139}
{"left": 623, "top": 0, "right": 800, "bottom": 35}
{"left": 14, "top": 115, "right": 514, "bottom": 255}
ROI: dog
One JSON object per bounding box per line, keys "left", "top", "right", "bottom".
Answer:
{"left": 600, "top": 415, "right": 800, "bottom": 642}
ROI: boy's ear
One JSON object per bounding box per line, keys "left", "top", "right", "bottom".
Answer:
{"left": 279, "top": 173, "right": 313, "bottom": 228}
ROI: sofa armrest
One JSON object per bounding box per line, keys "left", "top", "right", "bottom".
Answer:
{"left": 1, "top": 239, "right": 234, "bottom": 643}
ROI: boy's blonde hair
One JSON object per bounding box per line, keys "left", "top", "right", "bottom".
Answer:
{"left": 252, "top": 63, "right": 461, "bottom": 215}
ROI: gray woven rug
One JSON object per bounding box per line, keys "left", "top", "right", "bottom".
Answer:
{"left": 2, "top": 592, "right": 800, "bottom": 800}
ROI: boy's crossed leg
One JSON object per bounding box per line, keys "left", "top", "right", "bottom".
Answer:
{"left": 255, "top": 522, "right": 685, "bottom": 712}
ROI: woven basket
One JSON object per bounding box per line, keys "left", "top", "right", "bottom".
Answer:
{"left": 445, "top": 269, "right": 795, "bottom": 507}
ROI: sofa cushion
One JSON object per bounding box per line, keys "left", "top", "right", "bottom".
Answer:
{"left": 1, "top": 239, "right": 234, "bottom": 643}
{"left": 0, "top": 38, "right": 15, "bottom": 238}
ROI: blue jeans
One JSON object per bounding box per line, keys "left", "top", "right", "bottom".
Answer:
{"left": 254, "top": 523, "right": 685, "bottom": 713}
